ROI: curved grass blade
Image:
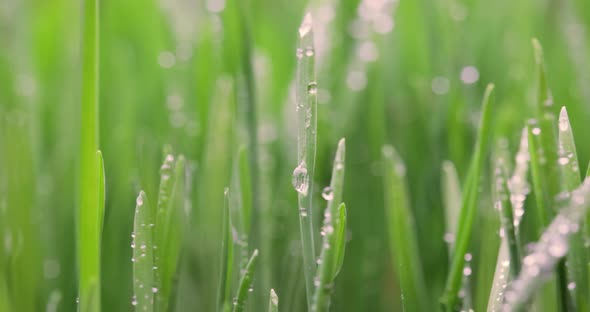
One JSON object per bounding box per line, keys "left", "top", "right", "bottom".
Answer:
{"left": 557, "top": 106, "right": 589, "bottom": 311}
{"left": 232, "top": 249, "right": 259, "bottom": 312}
{"left": 217, "top": 188, "right": 234, "bottom": 312}
{"left": 311, "top": 138, "right": 346, "bottom": 312}
{"left": 504, "top": 178, "right": 590, "bottom": 311}
{"left": 268, "top": 289, "right": 278, "bottom": 312}
{"left": 154, "top": 155, "right": 186, "bottom": 311}
{"left": 382, "top": 145, "right": 429, "bottom": 312}
{"left": 441, "top": 84, "right": 495, "bottom": 311}
{"left": 78, "top": 0, "right": 100, "bottom": 310}
{"left": 132, "top": 191, "right": 154, "bottom": 312}
{"left": 294, "top": 12, "right": 318, "bottom": 309}
{"left": 442, "top": 160, "right": 462, "bottom": 253}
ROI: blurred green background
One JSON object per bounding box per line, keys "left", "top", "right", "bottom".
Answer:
{"left": 2, "top": 0, "right": 590, "bottom": 311}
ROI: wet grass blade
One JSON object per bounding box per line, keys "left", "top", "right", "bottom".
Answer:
{"left": 217, "top": 188, "right": 234, "bottom": 312}
{"left": 294, "top": 12, "right": 318, "bottom": 310}
{"left": 487, "top": 240, "right": 510, "bottom": 311}
{"left": 504, "top": 178, "right": 590, "bottom": 311}
{"left": 268, "top": 289, "right": 278, "bottom": 312}
{"left": 441, "top": 84, "right": 495, "bottom": 311}
{"left": 508, "top": 128, "right": 530, "bottom": 231}
{"left": 232, "top": 249, "right": 259, "bottom": 312}
{"left": 132, "top": 191, "right": 154, "bottom": 312}
{"left": 494, "top": 153, "right": 522, "bottom": 278}
{"left": 382, "top": 145, "right": 429, "bottom": 312}
{"left": 78, "top": 0, "right": 101, "bottom": 310}
{"left": 442, "top": 160, "right": 462, "bottom": 253}
{"left": 154, "top": 154, "right": 186, "bottom": 311}
{"left": 311, "top": 138, "right": 346, "bottom": 312}
{"left": 557, "top": 106, "right": 589, "bottom": 311}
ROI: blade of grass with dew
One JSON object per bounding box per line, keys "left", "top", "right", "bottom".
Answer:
{"left": 508, "top": 128, "right": 530, "bottom": 231}
{"left": 154, "top": 154, "right": 185, "bottom": 311}
{"left": 132, "top": 191, "right": 154, "bottom": 311}
{"left": 494, "top": 151, "right": 522, "bottom": 278}
{"left": 382, "top": 144, "right": 429, "bottom": 312}
{"left": 293, "top": 12, "right": 318, "bottom": 310}
{"left": 557, "top": 106, "right": 589, "bottom": 311}
{"left": 78, "top": 0, "right": 101, "bottom": 310}
{"left": 503, "top": 178, "right": 590, "bottom": 311}
{"left": 217, "top": 188, "right": 234, "bottom": 312}
{"left": 529, "top": 40, "right": 573, "bottom": 308}
{"left": 442, "top": 160, "right": 462, "bottom": 254}
{"left": 312, "top": 203, "right": 347, "bottom": 312}
{"left": 268, "top": 289, "right": 278, "bottom": 312}
{"left": 311, "top": 138, "right": 346, "bottom": 312}
{"left": 486, "top": 239, "right": 510, "bottom": 312}
{"left": 441, "top": 83, "right": 495, "bottom": 311}
{"left": 232, "top": 249, "right": 259, "bottom": 312}
{"left": 230, "top": 147, "right": 252, "bottom": 269}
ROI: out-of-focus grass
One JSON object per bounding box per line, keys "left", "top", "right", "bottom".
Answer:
{"left": 3, "top": 0, "right": 590, "bottom": 311}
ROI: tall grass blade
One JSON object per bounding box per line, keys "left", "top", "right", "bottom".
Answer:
{"left": 217, "top": 188, "right": 234, "bottom": 312}
{"left": 557, "top": 106, "right": 589, "bottom": 311}
{"left": 311, "top": 138, "right": 346, "bottom": 312}
{"left": 268, "top": 289, "right": 278, "bottom": 312}
{"left": 154, "top": 154, "right": 186, "bottom": 311}
{"left": 293, "top": 12, "right": 318, "bottom": 309}
{"left": 132, "top": 191, "right": 154, "bottom": 312}
{"left": 232, "top": 249, "right": 259, "bottom": 312}
{"left": 508, "top": 128, "right": 530, "bottom": 230}
{"left": 78, "top": 0, "right": 100, "bottom": 310}
{"left": 442, "top": 160, "right": 462, "bottom": 253}
{"left": 441, "top": 84, "right": 495, "bottom": 311}
{"left": 382, "top": 145, "right": 429, "bottom": 312}
{"left": 504, "top": 178, "right": 590, "bottom": 311}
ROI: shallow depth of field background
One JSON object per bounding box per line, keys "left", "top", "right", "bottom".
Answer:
{"left": 2, "top": 0, "right": 590, "bottom": 311}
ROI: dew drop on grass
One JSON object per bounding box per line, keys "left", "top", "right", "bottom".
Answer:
{"left": 299, "top": 207, "right": 308, "bottom": 217}
{"left": 322, "top": 187, "right": 334, "bottom": 200}
{"left": 558, "top": 157, "right": 569, "bottom": 165}
{"left": 305, "top": 47, "right": 315, "bottom": 57}
{"left": 292, "top": 161, "right": 309, "bottom": 196}
{"left": 152, "top": 287, "right": 158, "bottom": 293}
{"left": 532, "top": 127, "right": 541, "bottom": 135}
{"left": 568, "top": 282, "right": 576, "bottom": 290}
{"left": 307, "top": 82, "right": 318, "bottom": 94}
{"left": 299, "top": 13, "right": 313, "bottom": 38}
{"left": 296, "top": 48, "right": 304, "bottom": 59}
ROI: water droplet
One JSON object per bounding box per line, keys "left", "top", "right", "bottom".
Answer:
{"left": 299, "top": 207, "right": 308, "bottom": 217}
{"left": 131, "top": 296, "right": 137, "bottom": 306}
{"left": 305, "top": 47, "right": 314, "bottom": 57}
{"left": 549, "top": 242, "right": 567, "bottom": 257}
{"left": 463, "top": 267, "right": 472, "bottom": 276}
{"left": 558, "top": 157, "right": 569, "bottom": 165}
{"left": 568, "top": 282, "right": 576, "bottom": 290}
{"left": 460, "top": 66, "right": 479, "bottom": 84}
{"left": 321, "top": 187, "right": 334, "bottom": 201}
{"left": 308, "top": 82, "right": 318, "bottom": 94}
{"left": 152, "top": 287, "right": 158, "bottom": 293}
{"left": 532, "top": 127, "right": 541, "bottom": 135}
{"left": 299, "top": 13, "right": 313, "bottom": 38}
{"left": 136, "top": 194, "right": 144, "bottom": 206}
{"left": 292, "top": 161, "right": 309, "bottom": 196}
{"left": 296, "top": 48, "right": 304, "bottom": 59}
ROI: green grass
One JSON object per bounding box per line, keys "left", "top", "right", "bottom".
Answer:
{"left": 6, "top": 0, "right": 590, "bottom": 311}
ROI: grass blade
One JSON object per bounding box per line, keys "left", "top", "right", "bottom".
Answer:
{"left": 494, "top": 153, "right": 522, "bottom": 278}
{"left": 154, "top": 154, "right": 186, "bottom": 311}
{"left": 78, "top": 0, "right": 100, "bottom": 310}
{"left": 441, "top": 83, "right": 495, "bottom": 311}
{"left": 132, "top": 191, "right": 154, "bottom": 312}
{"left": 487, "top": 240, "right": 510, "bottom": 311}
{"left": 504, "top": 178, "right": 590, "bottom": 311}
{"left": 311, "top": 138, "right": 346, "bottom": 312}
{"left": 232, "top": 249, "right": 259, "bottom": 312}
{"left": 293, "top": 12, "right": 318, "bottom": 309}
{"left": 217, "top": 188, "right": 234, "bottom": 312}
{"left": 508, "top": 128, "right": 530, "bottom": 230}
{"left": 557, "top": 106, "right": 589, "bottom": 311}
{"left": 442, "top": 160, "right": 462, "bottom": 253}
{"left": 382, "top": 145, "right": 429, "bottom": 312}
{"left": 268, "top": 289, "right": 278, "bottom": 312}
